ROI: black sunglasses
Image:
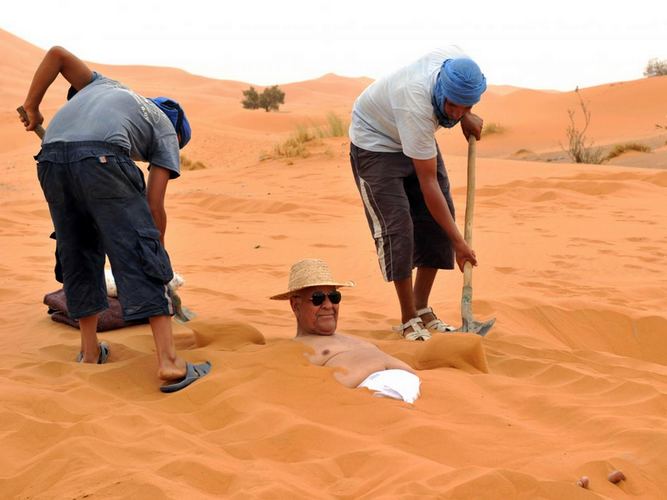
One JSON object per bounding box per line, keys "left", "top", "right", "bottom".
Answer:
{"left": 306, "top": 290, "right": 342, "bottom": 306}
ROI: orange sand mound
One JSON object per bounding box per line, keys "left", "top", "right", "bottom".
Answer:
{"left": 2, "top": 29, "right": 667, "bottom": 498}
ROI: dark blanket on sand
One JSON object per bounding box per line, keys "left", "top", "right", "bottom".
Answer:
{"left": 43, "top": 289, "right": 148, "bottom": 331}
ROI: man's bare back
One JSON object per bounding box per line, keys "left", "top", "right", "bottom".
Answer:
{"left": 296, "top": 333, "right": 414, "bottom": 387}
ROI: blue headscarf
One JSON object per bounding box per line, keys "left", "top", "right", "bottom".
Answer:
{"left": 432, "top": 58, "right": 486, "bottom": 127}
{"left": 149, "top": 97, "right": 192, "bottom": 148}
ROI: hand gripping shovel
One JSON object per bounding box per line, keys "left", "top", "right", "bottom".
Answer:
{"left": 17, "top": 105, "right": 195, "bottom": 322}
{"left": 16, "top": 105, "right": 46, "bottom": 139}
{"left": 453, "top": 136, "right": 495, "bottom": 336}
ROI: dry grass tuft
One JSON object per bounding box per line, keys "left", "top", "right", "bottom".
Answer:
{"left": 604, "top": 142, "right": 652, "bottom": 161}
{"left": 264, "top": 113, "right": 348, "bottom": 161}
{"left": 272, "top": 125, "right": 315, "bottom": 159}
{"left": 481, "top": 122, "right": 506, "bottom": 137}
{"left": 180, "top": 155, "right": 207, "bottom": 170}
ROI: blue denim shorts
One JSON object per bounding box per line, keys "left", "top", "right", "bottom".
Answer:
{"left": 36, "top": 141, "right": 174, "bottom": 321}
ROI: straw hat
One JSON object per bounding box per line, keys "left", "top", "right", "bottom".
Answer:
{"left": 270, "top": 258, "right": 355, "bottom": 300}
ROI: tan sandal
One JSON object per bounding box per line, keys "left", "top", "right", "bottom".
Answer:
{"left": 393, "top": 317, "right": 431, "bottom": 341}
{"left": 417, "top": 307, "right": 455, "bottom": 332}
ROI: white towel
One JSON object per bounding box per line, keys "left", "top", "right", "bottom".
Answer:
{"left": 358, "top": 369, "right": 421, "bottom": 404}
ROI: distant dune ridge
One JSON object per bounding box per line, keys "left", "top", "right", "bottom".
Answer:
{"left": 2, "top": 28, "right": 667, "bottom": 498}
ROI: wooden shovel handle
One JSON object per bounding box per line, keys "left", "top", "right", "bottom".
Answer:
{"left": 16, "top": 106, "right": 46, "bottom": 140}
{"left": 462, "top": 136, "right": 477, "bottom": 287}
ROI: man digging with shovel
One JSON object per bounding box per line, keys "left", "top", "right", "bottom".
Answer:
{"left": 19, "top": 46, "right": 210, "bottom": 392}
{"left": 349, "top": 46, "right": 492, "bottom": 341}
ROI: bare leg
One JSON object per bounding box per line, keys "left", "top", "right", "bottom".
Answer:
{"left": 149, "top": 315, "right": 187, "bottom": 381}
{"left": 394, "top": 276, "right": 417, "bottom": 324}
{"left": 79, "top": 314, "right": 100, "bottom": 363}
{"left": 414, "top": 267, "right": 438, "bottom": 323}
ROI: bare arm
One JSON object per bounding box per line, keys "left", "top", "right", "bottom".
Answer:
{"left": 146, "top": 165, "right": 171, "bottom": 245}
{"left": 412, "top": 157, "right": 477, "bottom": 271}
{"left": 20, "top": 46, "right": 93, "bottom": 132}
{"left": 328, "top": 349, "right": 415, "bottom": 386}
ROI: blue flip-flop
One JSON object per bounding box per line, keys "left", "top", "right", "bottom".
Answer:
{"left": 160, "top": 361, "right": 211, "bottom": 393}
{"left": 76, "top": 341, "right": 110, "bottom": 364}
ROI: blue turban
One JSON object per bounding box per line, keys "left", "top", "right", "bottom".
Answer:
{"left": 149, "top": 97, "right": 192, "bottom": 148}
{"left": 432, "top": 58, "right": 486, "bottom": 126}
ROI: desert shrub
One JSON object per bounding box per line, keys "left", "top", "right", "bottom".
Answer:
{"left": 644, "top": 58, "right": 667, "bottom": 77}
{"left": 481, "top": 122, "right": 505, "bottom": 137}
{"left": 562, "top": 88, "right": 604, "bottom": 164}
{"left": 241, "top": 85, "right": 286, "bottom": 112}
{"left": 604, "top": 142, "right": 652, "bottom": 161}
{"left": 259, "top": 85, "right": 285, "bottom": 112}
{"left": 241, "top": 86, "right": 260, "bottom": 109}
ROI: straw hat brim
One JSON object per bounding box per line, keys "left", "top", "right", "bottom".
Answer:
{"left": 270, "top": 280, "right": 355, "bottom": 300}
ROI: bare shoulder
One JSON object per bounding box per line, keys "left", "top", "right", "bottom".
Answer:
{"left": 293, "top": 335, "right": 316, "bottom": 351}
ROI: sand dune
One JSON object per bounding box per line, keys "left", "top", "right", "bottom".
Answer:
{"left": 2, "top": 28, "right": 667, "bottom": 498}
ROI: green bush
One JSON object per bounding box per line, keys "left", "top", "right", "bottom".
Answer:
{"left": 241, "top": 85, "right": 286, "bottom": 112}
{"left": 259, "top": 85, "right": 286, "bottom": 112}
{"left": 241, "top": 86, "right": 260, "bottom": 109}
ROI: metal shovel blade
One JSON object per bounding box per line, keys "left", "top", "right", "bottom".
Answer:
{"left": 453, "top": 280, "right": 495, "bottom": 336}
{"left": 171, "top": 290, "right": 197, "bottom": 323}
{"left": 453, "top": 317, "right": 496, "bottom": 337}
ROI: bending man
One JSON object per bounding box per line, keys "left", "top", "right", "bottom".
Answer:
{"left": 20, "top": 46, "right": 210, "bottom": 392}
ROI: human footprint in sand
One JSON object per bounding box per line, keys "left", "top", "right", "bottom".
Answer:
{"left": 20, "top": 46, "right": 210, "bottom": 392}
{"left": 349, "top": 46, "right": 487, "bottom": 341}
{"left": 271, "top": 259, "right": 420, "bottom": 403}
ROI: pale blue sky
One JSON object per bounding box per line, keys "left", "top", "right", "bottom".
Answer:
{"left": 4, "top": 0, "right": 666, "bottom": 90}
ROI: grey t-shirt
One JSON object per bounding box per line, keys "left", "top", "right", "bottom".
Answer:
{"left": 349, "top": 46, "right": 467, "bottom": 160}
{"left": 44, "top": 72, "right": 181, "bottom": 178}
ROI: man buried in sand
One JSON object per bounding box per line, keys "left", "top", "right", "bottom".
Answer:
{"left": 271, "top": 259, "right": 420, "bottom": 404}
{"left": 19, "top": 46, "right": 210, "bottom": 393}
{"left": 349, "top": 46, "right": 487, "bottom": 341}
